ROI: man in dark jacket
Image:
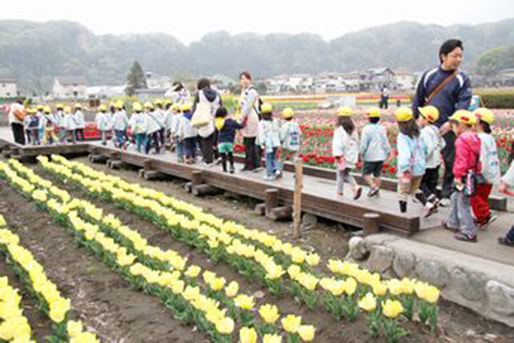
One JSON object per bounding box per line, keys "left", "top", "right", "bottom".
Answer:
{"left": 412, "top": 39, "right": 472, "bottom": 204}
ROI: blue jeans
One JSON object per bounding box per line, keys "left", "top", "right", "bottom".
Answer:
{"left": 175, "top": 136, "right": 184, "bottom": 162}
{"left": 135, "top": 133, "right": 147, "bottom": 153}
{"left": 447, "top": 190, "right": 477, "bottom": 236}
{"left": 265, "top": 147, "right": 279, "bottom": 177}
{"left": 115, "top": 130, "right": 126, "bottom": 147}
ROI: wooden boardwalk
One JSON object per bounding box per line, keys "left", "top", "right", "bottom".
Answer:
{"left": 0, "top": 126, "right": 450, "bottom": 235}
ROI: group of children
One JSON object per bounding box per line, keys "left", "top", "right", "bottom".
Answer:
{"left": 329, "top": 103, "right": 504, "bottom": 243}
{"left": 22, "top": 103, "right": 86, "bottom": 145}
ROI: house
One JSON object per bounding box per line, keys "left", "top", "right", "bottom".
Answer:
{"left": 0, "top": 78, "right": 17, "bottom": 98}
{"left": 498, "top": 68, "right": 514, "bottom": 86}
{"left": 52, "top": 76, "right": 88, "bottom": 98}
{"left": 366, "top": 68, "right": 396, "bottom": 90}
{"left": 394, "top": 69, "right": 416, "bottom": 90}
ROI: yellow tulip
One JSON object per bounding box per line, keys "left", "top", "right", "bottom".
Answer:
{"left": 400, "top": 278, "right": 414, "bottom": 295}
{"left": 297, "top": 325, "right": 316, "bottom": 341}
{"left": 210, "top": 277, "right": 226, "bottom": 291}
{"left": 306, "top": 253, "right": 320, "bottom": 267}
{"left": 225, "top": 281, "right": 239, "bottom": 298}
{"left": 297, "top": 273, "right": 318, "bottom": 291}
{"left": 344, "top": 277, "right": 357, "bottom": 296}
{"left": 234, "top": 294, "right": 255, "bottom": 310}
{"left": 287, "top": 265, "right": 301, "bottom": 279}
{"left": 265, "top": 263, "right": 284, "bottom": 280}
{"left": 387, "top": 279, "right": 403, "bottom": 296}
{"left": 372, "top": 281, "right": 388, "bottom": 297}
{"left": 185, "top": 265, "right": 201, "bottom": 278}
{"left": 259, "top": 304, "right": 280, "bottom": 324}
{"left": 382, "top": 299, "right": 403, "bottom": 319}
{"left": 281, "top": 314, "right": 302, "bottom": 333}
{"left": 215, "top": 317, "right": 235, "bottom": 335}
{"left": 239, "top": 327, "right": 258, "bottom": 343}
{"left": 263, "top": 334, "right": 283, "bottom": 343}
{"left": 0, "top": 316, "right": 31, "bottom": 341}
{"left": 69, "top": 331, "right": 100, "bottom": 343}
{"left": 67, "top": 320, "right": 83, "bottom": 338}
{"left": 358, "top": 293, "right": 377, "bottom": 312}
{"left": 291, "top": 248, "right": 306, "bottom": 264}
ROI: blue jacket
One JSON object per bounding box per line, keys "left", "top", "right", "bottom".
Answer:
{"left": 412, "top": 66, "right": 472, "bottom": 127}
{"left": 397, "top": 133, "right": 426, "bottom": 177}
{"left": 218, "top": 119, "right": 243, "bottom": 143}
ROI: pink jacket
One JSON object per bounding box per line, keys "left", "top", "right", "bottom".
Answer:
{"left": 453, "top": 132, "right": 481, "bottom": 179}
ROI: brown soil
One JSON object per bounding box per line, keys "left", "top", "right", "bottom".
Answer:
{"left": 0, "top": 155, "right": 513, "bottom": 342}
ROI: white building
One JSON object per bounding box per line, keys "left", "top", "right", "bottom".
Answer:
{"left": 394, "top": 69, "right": 416, "bottom": 90}
{"left": 0, "top": 78, "right": 17, "bottom": 98}
{"left": 52, "top": 76, "right": 88, "bottom": 98}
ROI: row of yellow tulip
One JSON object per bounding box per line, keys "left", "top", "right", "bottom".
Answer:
{"left": 3, "top": 160, "right": 317, "bottom": 343}
{"left": 45, "top": 156, "right": 440, "bottom": 303}
{"left": 0, "top": 273, "right": 32, "bottom": 342}
{"left": 0, "top": 217, "right": 99, "bottom": 343}
{"left": 50, "top": 155, "right": 319, "bottom": 270}
{"left": 41, "top": 155, "right": 441, "bottom": 340}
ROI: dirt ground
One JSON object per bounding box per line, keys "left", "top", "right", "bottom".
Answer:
{"left": 0, "top": 155, "right": 513, "bottom": 342}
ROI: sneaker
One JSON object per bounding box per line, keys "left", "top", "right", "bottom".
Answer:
{"left": 263, "top": 175, "right": 276, "bottom": 181}
{"left": 414, "top": 191, "right": 427, "bottom": 206}
{"left": 229, "top": 166, "right": 235, "bottom": 174}
{"left": 275, "top": 170, "right": 283, "bottom": 179}
{"left": 424, "top": 203, "right": 438, "bottom": 218}
{"left": 441, "top": 221, "right": 458, "bottom": 232}
{"left": 439, "top": 198, "right": 451, "bottom": 207}
{"left": 498, "top": 237, "right": 514, "bottom": 247}
{"left": 454, "top": 232, "right": 477, "bottom": 243}
{"left": 367, "top": 187, "right": 379, "bottom": 197}
{"left": 353, "top": 187, "right": 362, "bottom": 200}
{"left": 478, "top": 214, "right": 498, "bottom": 229}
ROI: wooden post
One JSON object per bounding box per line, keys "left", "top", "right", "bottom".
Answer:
{"left": 191, "top": 171, "right": 203, "bottom": 188}
{"left": 265, "top": 189, "right": 279, "bottom": 217}
{"left": 363, "top": 213, "right": 381, "bottom": 236}
{"left": 293, "top": 158, "right": 303, "bottom": 239}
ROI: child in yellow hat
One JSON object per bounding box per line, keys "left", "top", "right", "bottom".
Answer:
{"left": 359, "top": 107, "right": 391, "bottom": 197}
{"left": 395, "top": 107, "right": 427, "bottom": 213}
{"left": 418, "top": 105, "right": 445, "bottom": 217}
{"left": 443, "top": 110, "right": 480, "bottom": 242}
{"left": 471, "top": 108, "right": 500, "bottom": 227}
{"left": 279, "top": 107, "right": 301, "bottom": 172}
{"left": 332, "top": 107, "right": 362, "bottom": 199}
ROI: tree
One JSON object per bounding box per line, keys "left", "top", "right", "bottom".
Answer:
{"left": 125, "top": 61, "right": 148, "bottom": 96}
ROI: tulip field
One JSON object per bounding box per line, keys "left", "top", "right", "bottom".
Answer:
{"left": 235, "top": 108, "right": 514, "bottom": 179}
{"left": 0, "top": 154, "right": 513, "bottom": 342}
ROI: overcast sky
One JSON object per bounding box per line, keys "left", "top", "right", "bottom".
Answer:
{"left": 2, "top": 0, "right": 513, "bottom": 44}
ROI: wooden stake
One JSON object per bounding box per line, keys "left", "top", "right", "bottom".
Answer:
{"left": 293, "top": 158, "right": 303, "bottom": 239}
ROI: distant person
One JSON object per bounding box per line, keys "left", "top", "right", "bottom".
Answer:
{"left": 23, "top": 107, "right": 39, "bottom": 145}
{"left": 8, "top": 98, "right": 26, "bottom": 145}
{"left": 359, "top": 107, "right": 391, "bottom": 197}
{"left": 412, "top": 39, "right": 472, "bottom": 206}
{"left": 179, "top": 102, "right": 197, "bottom": 164}
{"left": 144, "top": 102, "right": 161, "bottom": 154}
{"left": 95, "top": 104, "right": 111, "bottom": 146}
{"left": 258, "top": 103, "right": 281, "bottom": 181}
{"left": 238, "top": 71, "right": 261, "bottom": 171}
{"left": 215, "top": 107, "right": 243, "bottom": 173}
{"left": 380, "top": 86, "right": 389, "bottom": 109}
{"left": 43, "top": 106, "right": 57, "bottom": 145}
{"left": 170, "top": 82, "right": 190, "bottom": 104}
{"left": 442, "top": 110, "right": 480, "bottom": 242}
{"left": 112, "top": 101, "right": 129, "bottom": 149}
{"left": 129, "top": 102, "right": 148, "bottom": 153}
{"left": 192, "top": 78, "right": 222, "bottom": 166}
{"left": 332, "top": 107, "right": 362, "bottom": 199}
{"left": 279, "top": 107, "right": 301, "bottom": 173}
{"left": 73, "top": 103, "right": 86, "bottom": 141}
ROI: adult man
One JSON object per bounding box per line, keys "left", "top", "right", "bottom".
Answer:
{"left": 8, "top": 98, "right": 26, "bottom": 145}
{"left": 412, "top": 39, "right": 472, "bottom": 204}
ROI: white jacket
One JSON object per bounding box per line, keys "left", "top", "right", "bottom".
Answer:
{"left": 146, "top": 111, "right": 162, "bottom": 134}
{"left": 280, "top": 121, "right": 301, "bottom": 151}
{"left": 73, "top": 110, "right": 86, "bottom": 129}
{"left": 112, "top": 110, "right": 129, "bottom": 131}
{"left": 259, "top": 119, "right": 280, "bottom": 152}
{"left": 332, "top": 126, "right": 359, "bottom": 169}
{"left": 95, "top": 112, "right": 112, "bottom": 131}
{"left": 420, "top": 125, "right": 445, "bottom": 169}
{"left": 129, "top": 113, "right": 148, "bottom": 135}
